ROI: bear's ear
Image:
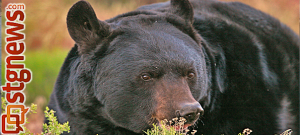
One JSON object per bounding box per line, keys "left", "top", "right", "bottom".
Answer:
{"left": 169, "top": 0, "right": 194, "bottom": 24}
{"left": 67, "top": 0, "right": 110, "bottom": 55}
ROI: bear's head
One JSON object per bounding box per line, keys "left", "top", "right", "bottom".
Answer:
{"left": 65, "top": 0, "right": 217, "bottom": 133}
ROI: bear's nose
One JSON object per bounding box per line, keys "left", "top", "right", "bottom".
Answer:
{"left": 176, "top": 102, "right": 204, "bottom": 123}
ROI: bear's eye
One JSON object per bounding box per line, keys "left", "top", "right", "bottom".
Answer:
{"left": 141, "top": 73, "right": 152, "bottom": 81}
{"left": 187, "top": 72, "right": 195, "bottom": 79}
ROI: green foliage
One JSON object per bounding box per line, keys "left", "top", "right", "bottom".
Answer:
{"left": 144, "top": 118, "right": 196, "bottom": 135}
{"left": 1, "top": 98, "right": 70, "bottom": 134}
{"left": 19, "top": 104, "right": 38, "bottom": 135}
{"left": 1, "top": 102, "right": 39, "bottom": 135}
{"left": 1, "top": 92, "right": 7, "bottom": 113}
{"left": 29, "top": 103, "right": 38, "bottom": 114}
{"left": 144, "top": 123, "right": 182, "bottom": 135}
{"left": 19, "top": 127, "right": 34, "bottom": 135}
{"left": 42, "top": 107, "right": 70, "bottom": 135}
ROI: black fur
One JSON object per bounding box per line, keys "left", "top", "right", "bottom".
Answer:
{"left": 46, "top": 0, "right": 299, "bottom": 134}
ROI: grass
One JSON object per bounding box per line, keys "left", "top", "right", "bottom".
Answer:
{"left": 1, "top": 49, "right": 69, "bottom": 105}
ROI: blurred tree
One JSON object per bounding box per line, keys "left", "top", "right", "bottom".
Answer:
{"left": 1, "top": 0, "right": 298, "bottom": 51}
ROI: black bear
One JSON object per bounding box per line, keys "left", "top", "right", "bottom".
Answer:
{"left": 46, "top": 0, "right": 299, "bottom": 134}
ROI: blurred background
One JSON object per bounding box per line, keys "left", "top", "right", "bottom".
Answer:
{"left": 1, "top": 0, "right": 299, "bottom": 133}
